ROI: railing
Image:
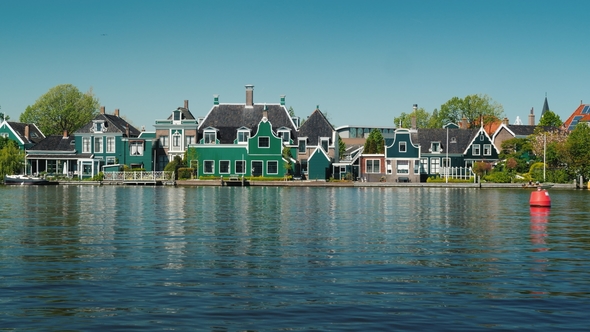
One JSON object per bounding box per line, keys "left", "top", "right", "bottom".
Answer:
{"left": 440, "top": 167, "right": 474, "bottom": 180}
{"left": 103, "top": 171, "right": 174, "bottom": 182}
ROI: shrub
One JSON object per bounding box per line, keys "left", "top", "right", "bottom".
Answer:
{"left": 177, "top": 167, "right": 195, "bottom": 180}
{"left": 483, "top": 171, "right": 512, "bottom": 183}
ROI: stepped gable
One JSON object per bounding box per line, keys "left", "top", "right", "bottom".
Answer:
{"left": 414, "top": 128, "right": 477, "bottom": 154}
{"left": 298, "top": 108, "right": 335, "bottom": 145}
{"left": 6, "top": 121, "right": 45, "bottom": 144}
{"left": 198, "top": 104, "right": 297, "bottom": 144}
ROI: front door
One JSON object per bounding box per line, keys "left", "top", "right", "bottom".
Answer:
{"left": 252, "top": 161, "right": 263, "bottom": 177}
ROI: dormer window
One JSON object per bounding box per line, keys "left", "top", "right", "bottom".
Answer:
{"left": 399, "top": 141, "right": 407, "bottom": 153}
{"left": 173, "top": 109, "right": 182, "bottom": 123}
{"left": 203, "top": 127, "right": 217, "bottom": 144}
{"left": 450, "top": 137, "right": 457, "bottom": 144}
{"left": 277, "top": 127, "right": 290, "bottom": 143}
{"left": 92, "top": 120, "right": 107, "bottom": 133}
{"left": 237, "top": 127, "right": 250, "bottom": 144}
{"left": 431, "top": 142, "right": 441, "bottom": 153}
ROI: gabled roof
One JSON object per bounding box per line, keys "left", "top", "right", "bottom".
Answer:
{"left": 462, "top": 127, "right": 498, "bottom": 155}
{"left": 27, "top": 135, "right": 75, "bottom": 152}
{"left": 167, "top": 107, "right": 196, "bottom": 120}
{"left": 75, "top": 113, "right": 141, "bottom": 137}
{"left": 563, "top": 104, "right": 590, "bottom": 131}
{"left": 298, "top": 108, "right": 335, "bottom": 146}
{"left": 3, "top": 121, "right": 45, "bottom": 145}
{"left": 414, "top": 128, "right": 477, "bottom": 154}
{"left": 198, "top": 104, "right": 298, "bottom": 144}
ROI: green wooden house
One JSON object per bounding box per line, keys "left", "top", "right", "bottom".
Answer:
{"left": 73, "top": 107, "right": 156, "bottom": 178}
{"left": 0, "top": 120, "right": 45, "bottom": 150}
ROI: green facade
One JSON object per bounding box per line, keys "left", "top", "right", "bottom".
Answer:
{"left": 75, "top": 133, "right": 155, "bottom": 171}
{"left": 307, "top": 148, "right": 332, "bottom": 180}
{"left": 187, "top": 119, "right": 288, "bottom": 178}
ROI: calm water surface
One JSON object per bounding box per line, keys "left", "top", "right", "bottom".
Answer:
{"left": 1, "top": 185, "right": 589, "bottom": 331}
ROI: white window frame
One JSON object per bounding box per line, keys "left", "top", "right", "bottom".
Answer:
{"left": 130, "top": 141, "right": 144, "bottom": 156}
{"left": 94, "top": 136, "right": 103, "bottom": 153}
{"left": 396, "top": 160, "right": 409, "bottom": 174}
{"left": 430, "top": 158, "right": 440, "bottom": 174}
{"left": 219, "top": 160, "right": 230, "bottom": 174}
{"left": 160, "top": 135, "right": 169, "bottom": 148}
{"left": 237, "top": 129, "right": 250, "bottom": 144}
{"left": 472, "top": 144, "right": 481, "bottom": 156}
{"left": 259, "top": 136, "right": 270, "bottom": 148}
{"left": 82, "top": 137, "right": 91, "bottom": 153}
{"left": 267, "top": 160, "right": 278, "bottom": 175}
{"left": 414, "top": 160, "right": 420, "bottom": 174}
{"left": 431, "top": 142, "right": 440, "bottom": 153}
{"left": 185, "top": 135, "right": 194, "bottom": 146}
{"left": 321, "top": 138, "right": 329, "bottom": 152}
{"left": 365, "top": 159, "right": 381, "bottom": 173}
{"left": 106, "top": 137, "right": 115, "bottom": 153}
{"left": 203, "top": 160, "right": 215, "bottom": 174}
{"left": 172, "top": 132, "right": 182, "bottom": 150}
{"left": 420, "top": 157, "right": 428, "bottom": 173}
{"left": 204, "top": 130, "right": 216, "bottom": 144}
{"left": 278, "top": 129, "right": 290, "bottom": 143}
{"left": 235, "top": 160, "right": 246, "bottom": 174}
{"left": 106, "top": 156, "right": 116, "bottom": 165}
{"left": 483, "top": 144, "right": 492, "bottom": 156}
{"left": 399, "top": 141, "right": 407, "bottom": 153}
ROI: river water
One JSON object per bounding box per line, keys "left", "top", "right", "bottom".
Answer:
{"left": 1, "top": 185, "right": 589, "bottom": 331}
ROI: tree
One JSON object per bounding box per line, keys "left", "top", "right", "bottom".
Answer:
{"left": 394, "top": 107, "right": 433, "bottom": 128}
{"left": 364, "top": 129, "right": 384, "bottom": 154}
{"left": 0, "top": 140, "right": 24, "bottom": 178}
{"left": 564, "top": 124, "right": 590, "bottom": 179}
{"left": 20, "top": 84, "right": 99, "bottom": 136}
{"left": 337, "top": 134, "right": 346, "bottom": 159}
{"left": 0, "top": 105, "right": 9, "bottom": 121}
{"left": 538, "top": 110, "right": 563, "bottom": 127}
{"left": 438, "top": 94, "right": 504, "bottom": 128}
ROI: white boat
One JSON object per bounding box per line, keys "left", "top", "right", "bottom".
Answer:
{"left": 3, "top": 174, "right": 56, "bottom": 185}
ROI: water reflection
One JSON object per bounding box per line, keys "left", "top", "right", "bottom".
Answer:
{"left": 530, "top": 207, "right": 550, "bottom": 252}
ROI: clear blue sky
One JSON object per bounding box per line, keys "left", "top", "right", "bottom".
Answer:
{"left": 1, "top": 0, "right": 589, "bottom": 129}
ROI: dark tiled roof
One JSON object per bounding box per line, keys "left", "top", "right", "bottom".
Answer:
{"left": 414, "top": 128, "right": 478, "bottom": 154}
{"left": 198, "top": 104, "right": 297, "bottom": 144}
{"left": 75, "top": 114, "right": 141, "bottom": 137}
{"left": 6, "top": 121, "right": 45, "bottom": 144}
{"left": 506, "top": 125, "right": 557, "bottom": 136}
{"left": 166, "top": 107, "right": 196, "bottom": 120}
{"left": 298, "top": 109, "right": 335, "bottom": 145}
{"left": 28, "top": 135, "right": 75, "bottom": 152}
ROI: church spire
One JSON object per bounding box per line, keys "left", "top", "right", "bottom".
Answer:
{"left": 542, "top": 93, "right": 550, "bottom": 115}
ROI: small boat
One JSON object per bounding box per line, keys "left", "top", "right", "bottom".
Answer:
{"left": 3, "top": 174, "right": 56, "bottom": 185}
{"left": 522, "top": 183, "right": 554, "bottom": 190}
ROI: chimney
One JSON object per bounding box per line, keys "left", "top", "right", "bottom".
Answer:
{"left": 245, "top": 84, "right": 254, "bottom": 107}
{"left": 213, "top": 95, "right": 219, "bottom": 105}
{"left": 411, "top": 104, "right": 418, "bottom": 129}
{"left": 461, "top": 116, "right": 468, "bottom": 129}
{"left": 100, "top": 106, "right": 105, "bottom": 114}
{"left": 280, "top": 95, "right": 286, "bottom": 106}
{"left": 262, "top": 104, "right": 268, "bottom": 119}
{"left": 114, "top": 108, "right": 120, "bottom": 117}
{"left": 529, "top": 107, "right": 535, "bottom": 126}
{"left": 503, "top": 117, "right": 509, "bottom": 125}
{"left": 184, "top": 100, "right": 189, "bottom": 109}
{"left": 63, "top": 130, "right": 68, "bottom": 139}
{"left": 24, "top": 125, "right": 30, "bottom": 140}
{"left": 125, "top": 124, "right": 130, "bottom": 137}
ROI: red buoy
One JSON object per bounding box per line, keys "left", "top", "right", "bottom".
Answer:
{"left": 530, "top": 188, "right": 551, "bottom": 207}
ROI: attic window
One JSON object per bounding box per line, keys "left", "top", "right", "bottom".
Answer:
{"left": 173, "top": 109, "right": 182, "bottom": 122}
{"left": 450, "top": 137, "right": 457, "bottom": 144}
{"left": 31, "top": 132, "right": 38, "bottom": 138}
{"left": 92, "top": 120, "right": 107, "bottom": 133}
{"left": 321, "top": 138, "right": 329, "bottom": 152}
{"left": 277, "top": 128, "right": 290, "bottom": 143}
{"left": 431, "top": 142, "right": 441, "bottom": 153}
{"left": 204, "top": 128, "right": 217, "bottom": 144}
{"left": 479, "top": 133, "right": 484, "bottom": 141}
{"left": 237, "top": 128, "right": 250, "bottom": 144}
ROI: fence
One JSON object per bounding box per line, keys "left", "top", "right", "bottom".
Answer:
{"left": 440, "top": 167, "right": 474, "bottom": 180}
{"left": 103, "top": 171, "right": 174, "bottom": 182}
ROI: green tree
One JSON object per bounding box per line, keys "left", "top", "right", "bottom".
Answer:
{"left": 564, "top": 124, "right": 590, "bottom": 179}
{"left": 394, "top": 107, "right": 432, "bottom": 128}
{"left": 0, "top": 109, "right": 9, "bottom": 121}
{"left": 439, "top": 94, "right": 504, "bottom": 128}
{"left": 538, "top": 110, "right": 563, "bottom": 127}
{"left": 20, "top": 84, "right": 99, "bottom": 136}
{"left": 0, "top": 141, "right": 24, "bottom": 178}
{"left": 337, "top": 134, "right": 346, "bottom": 160}
{"left": 364, "top": 129, "right": 384, "bottom": 154}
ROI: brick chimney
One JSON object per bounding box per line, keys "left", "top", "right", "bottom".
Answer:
{"left": 125, "top": 124, "right": 130, "bottom": 137}
{"left": 263, "top": 104, "right": 268, "bottom": 119}
{"left": 184, "top": 100, "right": 189, "bottom": 109}
{"left": 528, "top": 107, "right": 535, "bottom": 126}
{"left": 503, "top": 117, "right": 509, "bottom": 125}
{"left": 63, "top": 130, "right": 68, "bottom": 139}
{"left": 245, "top": 84, "right": 254, "bottom": 107}
{"left": 114, "top": 108, "right": 120, "bottom": 117}
{"left": 100, "top": 106, "right": 105, "bottom": 114}
{"left": 24, "top": 125, "right": 30, "bottom": 140}
{"left": 461, "top": 117, "right": 468, "bottom": 129}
